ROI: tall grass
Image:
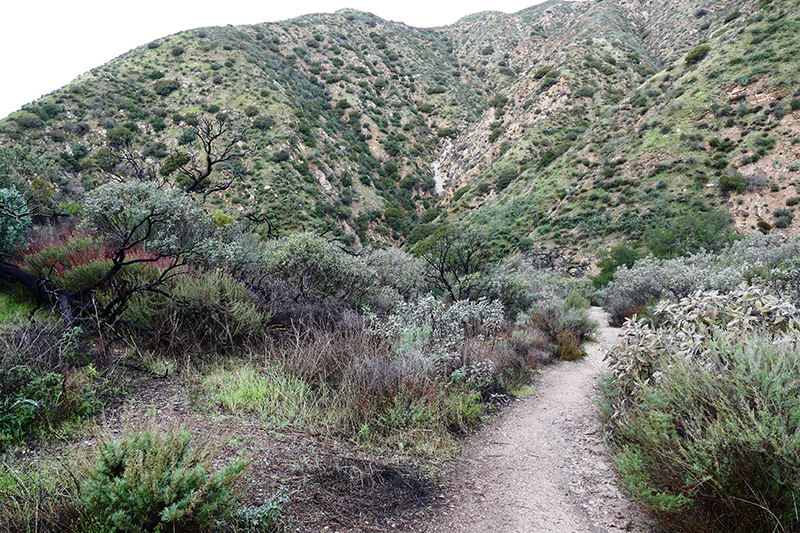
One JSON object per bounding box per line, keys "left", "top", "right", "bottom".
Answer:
{"left": 0, "top": 459, "right": 77, "bottom": 533}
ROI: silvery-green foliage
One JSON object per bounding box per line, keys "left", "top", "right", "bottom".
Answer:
{"left": 449, "top": 359, "right": 496, "bottom": 389}
{"left": 263, "top": 232, "right": 377, "bottom": 308}
{"left": 81, "top": 181, "right": 211, "bottom": 255}
{"left": 606, "top": 283, "right": 800, "bottom": 397}
{"left": 471, "top": 268, "right": 532, "bottom": 318}
{"left": 602, "top": 234, "right": 800, "bottom": 325}
{"left": 0, "top": 187, "right": 31, "bottom": 257}
{"left": 364, "top": 246, "right": 426, "bottom": 298}
{"left": 768, "top": 255, "right": 800, "bottom": 306}
{"left": 196, "top": 227, "right": 264, "bottom": 270}
{"left": 505, "top": 253, "right": 592, "bottom": 302}
{"left": 374, "top": 295, "right": 504, "bottom": 356}
{"left": 723, "top": 232, "right": 800, "bottom": 268}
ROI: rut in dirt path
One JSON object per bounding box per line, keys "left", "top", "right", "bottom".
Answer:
{"left": 424, "top": 307, "right": 655, "bottom": 533}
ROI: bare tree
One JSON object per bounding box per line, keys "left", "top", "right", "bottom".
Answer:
{"left": 174, "top": 114, "right": 250, "bottom": 199}
{"left": 100, "top": 114, "right": 250, "bottom": 200}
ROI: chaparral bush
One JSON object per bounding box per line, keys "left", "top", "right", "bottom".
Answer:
{"left": 0, "top": 187, "right": 31, "bottom": 257}
{"left": 261, "top": 232, "right": 378, "bottom": 310}
{"left": 79, "top": 416, "right": 249, "bottom": 532}
{"left": 124, "top": 267, "right": 266, "bottom": 355}
{"left": 81, "top": 181, "right": 211, "bottom": 255}
{"left": 604, "top": 324, "right": 800, "bottom": 532}
{"left": 602, "top": 234, "right": 800, "bottom": 325}
{"left": 603, "top": 283, "right": 800, "bottom": 531}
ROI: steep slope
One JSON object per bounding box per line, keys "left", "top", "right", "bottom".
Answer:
{"left": 1, "top": 0, "right": 798, "bottom": 261}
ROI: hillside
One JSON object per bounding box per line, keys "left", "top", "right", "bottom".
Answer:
{"left": 2, "top": 0, "right": 799, "bottom": 262}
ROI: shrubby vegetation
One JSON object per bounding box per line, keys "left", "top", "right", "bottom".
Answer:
{"left": 0, "top": 158, "right": 597, "bottom": 529}
{"left": 601, "top": 235, "right": 800, "bottom": 532}
{"left": 602, "top": 233, "right": 800, "bottom": 325}
{"left": 80, "top": 417, "right": 248, "bottom": 532}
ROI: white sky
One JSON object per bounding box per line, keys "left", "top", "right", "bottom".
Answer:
{"left": 0, "top": 0, "right": 549, "bottom": 120}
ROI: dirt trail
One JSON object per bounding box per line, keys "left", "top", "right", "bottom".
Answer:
{"left": 424, "top": 307, "right": 655, "bottom": 533}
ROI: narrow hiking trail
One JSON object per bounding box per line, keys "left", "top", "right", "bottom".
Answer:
{"left": 423, "top": 307, "right": 655, "bottom": 533}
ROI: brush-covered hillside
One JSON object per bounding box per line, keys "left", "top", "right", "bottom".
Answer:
{"left": 1, "top": 0, "right": 799, "bottom": 260}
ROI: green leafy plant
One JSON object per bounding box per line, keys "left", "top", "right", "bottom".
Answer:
{"left": 684, "top": 43, "right": 711, "bottom": 65}
{"left": 152, "top": 79, "right": 180, "bottom": 96}
{"left": 80, "top": 417, "right": 248, "bottom": 532}
{"left": 0, "top": 187, "right": 31, "bottom": 257}
{"left": 0, "top": 323, "right": 101, "bottom": 446}
{"left": 605, "top": 333, "right": 800, "bottom": 532}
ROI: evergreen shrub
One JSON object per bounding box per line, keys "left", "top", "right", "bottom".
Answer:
{"left": 603, "top": 285, "right": 800, "bottom": 532}
{"left": 80, "top": 418, "right": 247, "bottom": 532}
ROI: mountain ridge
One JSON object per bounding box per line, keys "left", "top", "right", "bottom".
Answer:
{"left": 1, "top": 0, "right": 798, "bottom": 264}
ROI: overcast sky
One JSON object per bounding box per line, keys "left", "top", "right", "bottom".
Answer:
{"left": 0, "top": 0, "right": 552, "bottom": 120}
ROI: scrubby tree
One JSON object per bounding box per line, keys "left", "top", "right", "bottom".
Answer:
{"left": 414, "top": 225, "right": 496, "bottom": 301}
{"left": 0, "top": 187, "right": 32, "bottom": 258}
{"left": 100, "top": 114, "right": 249, "bottom": 200}
{"left": 0, "top": 181, "right": 211, "bottom": 327}
{"left": 171, "top": 114, "right": 249, "bottom": 197}
{"left": 646, "top": 209, "right": 733, "bottom": 258}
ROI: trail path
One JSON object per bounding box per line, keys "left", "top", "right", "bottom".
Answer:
{"left": 424, "top": 307, "right": 655, "bottom": 532}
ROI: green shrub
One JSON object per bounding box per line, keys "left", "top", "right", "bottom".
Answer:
{"left": 593, "top": 244, "right": 640, "bottom": 288}
{"left": 178, "top": 127, "right": 196, "bottom": 145}
{"left": 261, "top": 232, "right": 377, "bottom": 308}
{"left": 0, "top": 187, "right": 31, "bottom": 257}
{"left": 496, "top": 167, "right": 517, "bottom": 190}
{"left": 786, "top": 196, "right": 800, "bottom": 206}
{"left": 773, "top": 207, "right": 794, "bottom": 228}
{"left": 719, "top": 170, "right": 746, "bottom": 192}
{"left": 152, "top": 79, "right": 180, "bottom": 96}
{"left": 605, "top": 332, "right": 800, "bottom": 532}
{"left": 538, "top": 142, "right": 572, "bottom": 168}
{"left": 526, "top": 301, "right": 595, "bottom": 358}
{"left": 80, "top": 418, "right": 247, "bottom": 532}
{"left": 0, "top": 323, "right": 101, "bottom": 446}
{"left": 757, "top": 219, "right": 772, "bottom": 233}
{"left": 105, "top": 127, "right": 135, "bottom": 148}
{"left": 125, "top": 268, "right": 265, "bottom": 354}
{"left": 645, "top": 209, "right": 732, "bottom": 258}
{"left": 685, "top": 43, "right": 711, "bottom": 65}
{"left": 532, "top": 66, "right": 550, "bottom": 79}
{"left": 451, "top": 186, "right": 469, "bottom": 202}
{"left": 148, "top": 116, "right": 166, "bottom": 132}
{"left": 160, "top": 151, "right": 191, "bottom": 175}
{"left": 13, "top": 112, "right": 43, "bottom": 129}
{"left": 724, "top": 10, "right": 741, "bottom": 23}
